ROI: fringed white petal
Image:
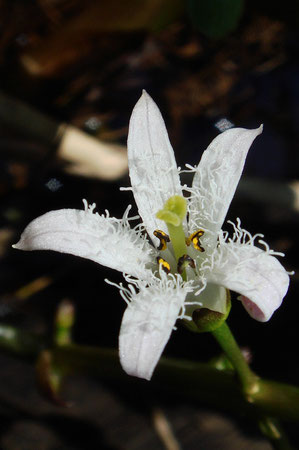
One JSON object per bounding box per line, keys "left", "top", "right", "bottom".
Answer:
{"left": 188, "top": 127, "right": 262, "bottom": 254}
{"left": 127, "top": 91, "right": 182, "bottom": 245}
{"left": 204, "top": 239, "right": 289, "bottom": 322}
{"left": 13, "top": 203, "right": 156, "bottom": 280}
{"left": 119, "top": 273, "right": 192, "bottom": 380}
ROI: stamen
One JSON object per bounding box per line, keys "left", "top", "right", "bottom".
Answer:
{"left": 156, "top": 257, "right": 171, "bottom": 274}
{"left": 189, "top": 230, "right": 205, "bottom": 252}
{"left": 153, "top": 230, "right": 170, "bottom": 251}
{"left": 177, "top": 254, "right": 195, "bottom": 274}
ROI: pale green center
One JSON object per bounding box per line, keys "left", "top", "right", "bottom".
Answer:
{"left": 156, "top": 195, "right": 187, "bottom": 262}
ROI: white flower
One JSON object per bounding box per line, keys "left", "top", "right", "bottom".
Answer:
{"left": 13, "top": 91, "right": 290, "bottom": 381}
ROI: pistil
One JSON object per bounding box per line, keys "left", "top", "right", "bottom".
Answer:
{"left": 156, "top": 195, "right": 188, "bottom": 262}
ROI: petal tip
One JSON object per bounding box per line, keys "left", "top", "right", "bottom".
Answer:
{"left": 119, "top": 348, "right": 153, "bottom": 381}
{"left": 135, "top": 89, "right": 156, "bottom": 113}
{"left": 12, "top": 240, "right": 23, "bottom": 250}
{"left": 239, "top": 295, "right": 268, "bottom": 322}
{"left": 136, "top": 89, "right": 151, "bottom": 106}
{"left": 12, "top": 233, "right": 32, "bottom": 251}
{"left": 244, "top": 124, "right": 263, "bottom": 139}
{"left": 122, "top": 365, "right": 152, "bottom": 381}
{"left": 257, "top": 124, "right": 263, "bottom": 134}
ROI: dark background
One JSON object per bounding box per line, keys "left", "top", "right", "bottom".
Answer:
{"left": 0, "top": 1, "right": 298, "bottom": 448}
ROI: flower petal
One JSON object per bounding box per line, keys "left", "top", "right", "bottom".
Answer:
{"left": 128, "top": 91, "right": 182, "bottom": 244}
{"left": 184, "top": 282, "right": 227, "bottom": 319}
{"left": 205, "top": 242, "right": 289, "bottom": 322}
{"left": 13, "top": 204, "right": 156, "bottom": 280}
{"left": 119, "top": 274, "right": 191, "bottom": 380}
{"left": 188, "top": 127, "right": 262, "bottom": 253}
{"left": 197, "top": 283, "right": 228, "bottom": 314}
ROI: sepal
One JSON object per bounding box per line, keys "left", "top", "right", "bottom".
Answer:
{"left": 184, "top": 289, "right": 231, "bottom": 333}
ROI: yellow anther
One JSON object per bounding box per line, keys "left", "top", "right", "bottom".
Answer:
{"left": 177, "top": 254, "right": 195, "bottom": 274}
{"left": 153, "top": 230, "right": 170, "bottom": 251}
{"left": 189, "top": 230, "right": 205, "bottom": 252}
{"left": 157, "top": 257, "right": 171, "bottom": 274}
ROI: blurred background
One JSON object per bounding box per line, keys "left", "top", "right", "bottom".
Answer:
{"left": 0, "top": 0, "right": 298, "bottom": 448}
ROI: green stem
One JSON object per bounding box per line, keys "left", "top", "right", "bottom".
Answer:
{"left": 210, "top": 324, "right": 294, "bottom": 447}
{"left": 49, "top": 346, "right": 299, "bottom": 421}
{"left": 259, "top": 417, "right": 295, "bottom": 450}
{"left": 211, "top": 321, "right": 259, "bottom": 395}
{"left": 1, "top": 324, "right": 299, "bottom": 422}
{"left": 54, "top": 300, "right": 75, "bottom": 346}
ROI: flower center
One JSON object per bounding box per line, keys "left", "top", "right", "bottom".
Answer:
{"left": 155, "top": 195, "right": 205, "bottom": 277}
{"left": 156, "top": 195, "right": 187, "bottom": 261}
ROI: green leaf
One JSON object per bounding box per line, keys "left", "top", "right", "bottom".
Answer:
{"left": 187, "top": 0, "right": 245, "bottom": 39}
